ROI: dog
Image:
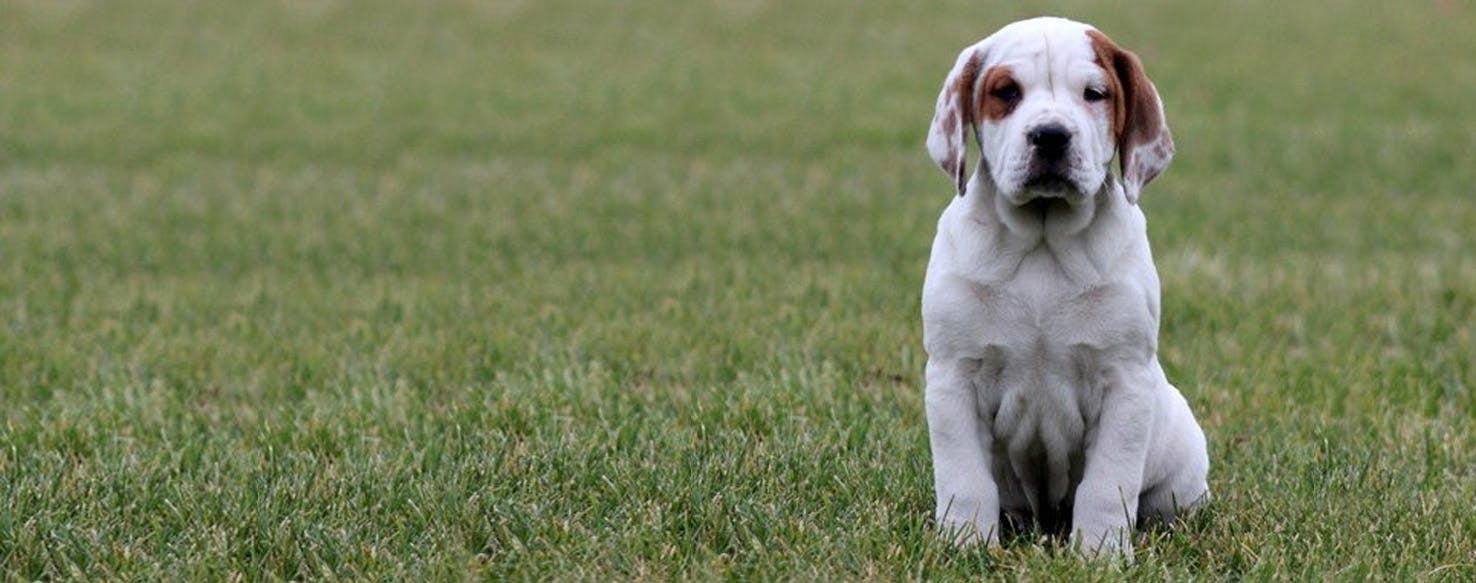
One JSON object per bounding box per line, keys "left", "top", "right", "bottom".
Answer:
{"left": 921, "top": 17, "right": 1209, "bottom": 559}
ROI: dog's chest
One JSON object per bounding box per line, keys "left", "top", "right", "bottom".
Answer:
{"left": 922, "top": 210, "right": 1160, "bottom": 480}
{"left": 967, "top": 257, "right": 1153, "bottom": 360}
{"left": 958, "top": 260, "right": 1155, "bottom": 439}
{"left": 963, "top": 274, "right": 1154, "bottom": 517}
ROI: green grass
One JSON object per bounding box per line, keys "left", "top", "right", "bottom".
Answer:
{"left": 2, "top": 0, "right": 1475, "bottom": 579}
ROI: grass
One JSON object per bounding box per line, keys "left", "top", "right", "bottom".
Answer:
{"left": 2, "top": 0, "right": 1475, "bottom": 579}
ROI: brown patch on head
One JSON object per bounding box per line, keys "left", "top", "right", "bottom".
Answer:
{"left": 1087, "top": 31, "right": 1127, "bottom": 143}
{"left": 1086, "top": 28, "right": 1174, "bottom": 201}
{"left": 979, "top": 66, "right": 1020, "bottom": 121}
{"left": 1086, "top": 29, "right": 1171, "bottom": 176}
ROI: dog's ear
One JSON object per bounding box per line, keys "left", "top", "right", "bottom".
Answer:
{"left": 927, "top": 45, "right": 985, "bottom": 196}
{"left": 1089, "top": 30, "right": 1173, "bottom": 204}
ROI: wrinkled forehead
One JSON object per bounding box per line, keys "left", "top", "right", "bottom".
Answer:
{"left": 984, "top": 18, "right": 1104, "bottom": 83}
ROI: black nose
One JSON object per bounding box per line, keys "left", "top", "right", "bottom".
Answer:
{"left": 1028, "top": 124, "right": 1072, "bottom": 159}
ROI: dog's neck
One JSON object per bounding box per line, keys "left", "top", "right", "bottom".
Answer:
{"left": 951, "top": 173, "right": 1136, "bottom": 286}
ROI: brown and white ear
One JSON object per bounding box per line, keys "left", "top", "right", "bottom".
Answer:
{"left": 926, "top": 46, "right": 984, "bottom": 196}
{"left": 1090, "top": 30, "right": 1174, "bottom": 204}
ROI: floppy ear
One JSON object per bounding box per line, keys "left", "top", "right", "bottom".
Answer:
{"left": 926, "top": 46, "right": 984, "bottom": 196}
{"left": 1089, "top": 30, "right": 1174, "bottom": 204}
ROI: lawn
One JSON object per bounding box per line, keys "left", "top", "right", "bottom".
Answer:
{"left": 2, "top": 0, "right": 1475, "bottom": 580}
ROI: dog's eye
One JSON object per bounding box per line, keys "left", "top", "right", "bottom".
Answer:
{"left": 990, "top": 83, "right": 1021, "bottom": 102}
{"left": 1083, "top": 87, "right": 1108, "bottom": 102}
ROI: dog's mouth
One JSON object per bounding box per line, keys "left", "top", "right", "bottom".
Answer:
{"left": 1020, "top": 169, "right": 1079, "bottom": 198}
{"left": 1018, "top": 196, "right": 1069, "bottom": 216}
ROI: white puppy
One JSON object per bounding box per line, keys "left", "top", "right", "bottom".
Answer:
{"left": 921, "top": 17, "right": 1209, "bottom": 559}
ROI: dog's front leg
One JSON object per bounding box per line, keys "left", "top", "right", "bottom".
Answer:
{"left": 925, "top": 358, "right": 999, "bottom": 547}
{"left": 1072, "top": 367, "right": 1155, "bottom": 560}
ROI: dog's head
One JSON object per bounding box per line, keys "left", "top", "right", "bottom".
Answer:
{"left": 926, "top": 17, "right": 1173, "bottom": 205}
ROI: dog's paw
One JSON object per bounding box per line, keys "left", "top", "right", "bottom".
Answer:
{"left": 1073, "top": 526, "right": 1135, "bottom": 562}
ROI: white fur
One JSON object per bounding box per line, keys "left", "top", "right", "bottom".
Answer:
{"left": 921, "top": 17, "right": 1208, "bottom": 560}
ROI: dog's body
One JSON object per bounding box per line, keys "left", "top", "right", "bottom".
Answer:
{"left": 921, "top": 17, "right": 1208, "bottom": 558}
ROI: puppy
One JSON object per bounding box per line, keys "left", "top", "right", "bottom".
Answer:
{"left": 921, "top": 17, "right": 1209, "bottom": 559}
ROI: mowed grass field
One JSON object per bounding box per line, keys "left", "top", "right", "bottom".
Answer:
{"left": 2, "top": 0, "right": 1475, "bottom": 579}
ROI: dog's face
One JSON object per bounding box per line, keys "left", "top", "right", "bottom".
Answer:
{"left": 927, "top": 17, "right": 1173, "bottom": 205}
{"left": 975, "top": 22, "right": 1116, "bottom": 204}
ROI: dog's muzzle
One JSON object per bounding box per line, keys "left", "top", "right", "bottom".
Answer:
{"left": 1023, "top": 123, "right": 1078, "bottom": 194}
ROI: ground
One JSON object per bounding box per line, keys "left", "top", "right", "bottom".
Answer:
{"left": 1, "top": 0, "right": 1474, "bottom": 580}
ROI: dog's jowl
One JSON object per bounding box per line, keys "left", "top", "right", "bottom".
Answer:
{"left": 921, "top": 17, "right": 1209, "bottom": 559}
